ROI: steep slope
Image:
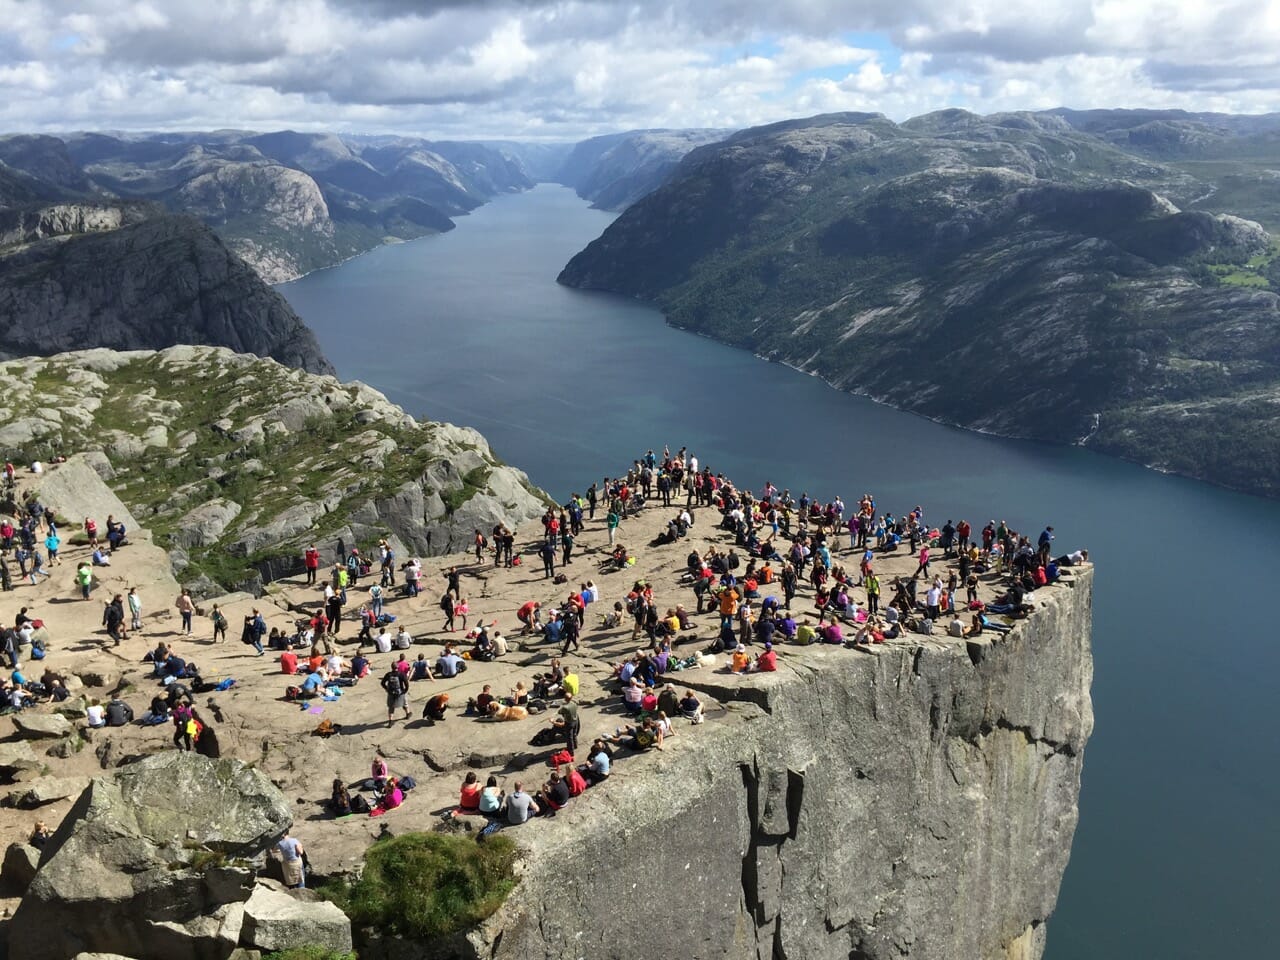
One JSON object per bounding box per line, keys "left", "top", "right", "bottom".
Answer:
{"left": 559, "top": 111, "right": 1280, "bottom": 498}
{"left": 0, "top": 204, "right": 333, "bottom": 374}
{"left": 0, "top": 345, "right": 549, "bottom": 594}
{"left": 556, "top": 128, "right": 729, "bottom": 210}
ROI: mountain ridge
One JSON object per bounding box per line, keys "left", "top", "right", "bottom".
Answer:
{"left": 559, "top": 110, "right": 1280, "bottom": 498}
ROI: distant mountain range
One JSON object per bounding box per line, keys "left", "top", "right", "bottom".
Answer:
{"left": 560, "top": 109, "right": 1280, "bottom": 498}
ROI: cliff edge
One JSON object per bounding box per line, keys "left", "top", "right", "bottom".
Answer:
{"left": 473, "top": 568, "right": 1093, "bottom": 960}
{"left": 0, "top": 204, "right": 334, "bottom": 374}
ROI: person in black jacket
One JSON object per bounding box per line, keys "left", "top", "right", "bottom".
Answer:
{"left": 381, "top": 668, "right": 410, "bottom": 726}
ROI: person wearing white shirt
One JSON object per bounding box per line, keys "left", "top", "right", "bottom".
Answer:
{"left": 393, "top": 627, "right": 413, "bottom": 650}
{"left": 373, "top": 629, "right": 392, "bottom": 654}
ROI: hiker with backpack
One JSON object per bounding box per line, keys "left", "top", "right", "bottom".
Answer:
{"left": 381, "top": 666, "right": 410, "bottom": 726}
{"left": 241, "top": 609, "right": 267, "bottom": 656}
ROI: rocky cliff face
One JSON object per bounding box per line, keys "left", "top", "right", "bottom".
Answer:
{"left": 559, "top": 110, "right": 1280, "bottom": 498}
{"left": 0, "top": 346, "right": 549, "bottom": 594}
{"left": 0, "top": 205, "right": 334, "bottom": 374}
{"left": 472, "top": 568, "right": 1093, "bottom": 960}
{"left": 555, "top": 128, "right": 729, "bottom": 210}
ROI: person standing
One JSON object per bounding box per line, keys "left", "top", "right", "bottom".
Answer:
{"left": 211, "top": 604, "right": 228, "bottom": 642}
{"left": 277, "top": 831, "right": 306, "bottom": 889}
{"left": 539, "top": 540, "right": 556, "bottom": 580}
{"left": 865, "top": 571, "right": 880, "bottom": 616}
{"left": 175, "top": 590, "right": 194, "bottom": 635}
{"left": 303, "top": 544, "right": 320, "bottom": 586}
{"left": 75, "top": 562, "right": 93, "bottom": 601}
{"left": 43, "top": 530, "right": 60, "bottom": 566}
{"left": 606, "top": 508, "right": 620, "bottom": 546}
{"left": 440, "top": 592, "right": 456, "bottom": 633}
{"left": 382, "top": 666, "right": 411, "bottom": 726}
{"left": 242, "top": 609, "right": 266, "bottom": 656}
{"left": 127, "top": 587, "right": 143, "bottom": 632}
{"left": 557, "top": 693, "right": 580, "bottom": 753}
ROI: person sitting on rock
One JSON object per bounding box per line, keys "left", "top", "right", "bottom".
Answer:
{"left": 608, "top": 717, "right": 663, "bottom": 751}
{"left": 28, "top": 821, "right": 51, "bottom": 849}
{"left": 372, "top": 627, "right": 393, "bottom": 653}
{"left": 91, "top": 546, "right": 111, "bottom": 567}
{"left": 478, "top": 775, "right": 504, "bottom": 816}
{"left": 457, "top": 771, "right": 482, "bottom": 813}
{"left": 369, "top": 777, "right": 404, "bottom": 818}
{"left": 393, "top": 625, "right": 413, "bottom": 650}
{"left": 580, "top": 740, "right": 612, "bottom": 785}
{"left": 330, "top": 779, "right": 353, "bottom": 817}
{"left": 535, "top": 771, "right": 571, "bottom": 816}
{"left": 435, "top": 645, "right": 464, "bottom": 678}
{"left": 409, "top": 653, "right": 434, "bottom": 681}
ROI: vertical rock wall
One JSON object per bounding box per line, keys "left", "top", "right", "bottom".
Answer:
{"left": 475, "top": 568, "right": 1093, "bottom": 960}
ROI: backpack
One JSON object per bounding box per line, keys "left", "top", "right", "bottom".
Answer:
{"left": 399, "top": 775, "right": 417, "bottom": 791}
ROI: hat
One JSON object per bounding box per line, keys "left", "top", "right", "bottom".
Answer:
{"left": 736, "top": 644, "right": 746, "bottom": 652}
{"left": 764, "top": 641, "right": 773, "bottom": 650}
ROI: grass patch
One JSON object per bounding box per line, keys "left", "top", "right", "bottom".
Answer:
{"left": 322, "top": 832, "right": 518, "bottom": 940}
{"left": 263, "top": 950, "right": 357, "bottom": 960}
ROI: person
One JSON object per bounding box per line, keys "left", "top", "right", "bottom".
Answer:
{"left": 436, "top": 647, "right": 464, "bottom": 678}
{"left": 330, "top": 779, "right": 353, "bottom": 816}
{"left": 371, "top": 755, "right": 390, "bottom": 791}
{"left": 28, "top": 821, "right": 51, "bottom": 849}
{"left": 91, "top": 546, "right": 111, "bottom": 566}
{"left": 106, "top": 697, "right": 133, "bottom": 726}
{"left": 582, "top": 740, "right": 612, "bottom": 785}
{"left": 440, "top": 591, "right": 455, "bottom": 632}
{"left": 409, "top": 653, "right": 434, "bottom": 681}
{"left": 304, "top": 544, "right": 320, "bottom": 586}
{"left": 176, "top": 590, "right": 194, "bottom": 635}
{"left": 127, "top": 587, "right": 142, "bottom": 632}
{"left": 423, "top": 692, "right": 450, "bottom": 723}
{"left": 393, "top": 625, "right": 413, "bottom": 650}
{"left": 371, "top": 777, "right": 404, "bottom": 817}
{"left": 537, "top": 771, "right": 571, "bottom": 815}
{"left": 76, "top": 562, "right": 93, "bottom": 601}
{"left": 755, "top": 641, "right": 778, "bottom": 672}
{"left": 555, "top": 692, "right": 580, "bottom": 753}
{"left": 947, "top": 613, "right": 966, "bottom": 638}
{"left": 86, "top": 700, "right": 106, "bottom": 728}
{"left": 382, "top": 666, "right": 411, "bottom": 726}
{"left": 459, "top": 771, "right": 482, "bottom": 812}
{"left": 517, "top": 600, "right": 542, "bottom": 635}
{"left": 611, "top": 717, "right": 663, "bottom": 751}
{"left": 373, "top": 626, "right": 393, "bottom": 653}
{"left": 277, "top": 831, "right": 305, "bottom": 888}
{"left": 506, "top": 781, "right": 540, "bottom": 825}
{"left": 679, "top": 689, "right": 704, "bottom": 723}
{"left": 242, "top": 609, "right": 267, "bottom": 656}
{"left": 211, "top": 604, "right": 228, "bottom": 642}
{"left": 478, "top": 775, "right": 504, "bottom": 816}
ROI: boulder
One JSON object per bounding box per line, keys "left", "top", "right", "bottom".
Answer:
{"left": 8, "top": 752, "right": 292, "bottom": 960}
{"left": 174, "top": 499, "right": 243, "bottom": 550}
{"left": 239, "top": 880, "right": 353, "bottom": 954}
{"left": 0, "top": 740, "right": 41, "bottom": 774}
{"left": 3, "top": 775, "right": 91, "bottom": 809}
{"left": 13, "top": 712, "right": 74, "bottom": 739}
{"left": 80, "top": 450, "right": 116, "bottom": 481}
{"left": 2, "top": 842, "right": 41, "bottom": 893}
{"left": 29, "top": 454, "right": 139, "bottom": 535}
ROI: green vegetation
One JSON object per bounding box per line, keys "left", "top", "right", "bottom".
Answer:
{"left": 0, "top": 347, "right": 540, "bottom": 590}
{"left": 322, "top": 832, "right": 518, "bottom": 940}
{"left": 263, "top": 949, "right": 357, "bottom": 960}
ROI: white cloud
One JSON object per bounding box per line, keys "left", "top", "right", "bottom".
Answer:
{"left": 0, "top": 0, "right": 1276, "bottom": 138}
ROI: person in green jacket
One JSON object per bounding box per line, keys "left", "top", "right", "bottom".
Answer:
{"left": 606, "top": 510, "right": 621, "bottom": 546}
{"left": 75, "top": 562, "right": 92, "bottom": 600}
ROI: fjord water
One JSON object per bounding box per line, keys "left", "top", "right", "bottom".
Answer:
{"left": 282, "top": 184, "right": 1278, "bottom": 959}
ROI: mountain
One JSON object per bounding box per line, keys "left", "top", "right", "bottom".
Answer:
{"left": 0, "top": 202, "right": 333, "bottom": 374}
{"left": 559, "top": 110, "right": 1280, "bottom": 498}
{"left": 0, "top": 129, "right": 536, "bottom": 282}
{"left": 555, "top": 128, "right": 729, "bottom": 210}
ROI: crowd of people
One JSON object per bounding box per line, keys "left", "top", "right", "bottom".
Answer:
{"left": 305, "top": 444, "right": 1082, "bottom": 839}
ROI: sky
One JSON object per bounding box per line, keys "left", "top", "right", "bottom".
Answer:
{"left": 1, "top": 0, "right": 1278, "bottom": 139}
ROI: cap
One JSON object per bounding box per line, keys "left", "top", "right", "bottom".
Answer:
{"left": 764, "top": 642, "right": 773, "bottom": 650}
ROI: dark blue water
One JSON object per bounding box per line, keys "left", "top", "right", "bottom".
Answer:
{"left": 282, "top": 184, "right": 1280, "bottom": 959}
